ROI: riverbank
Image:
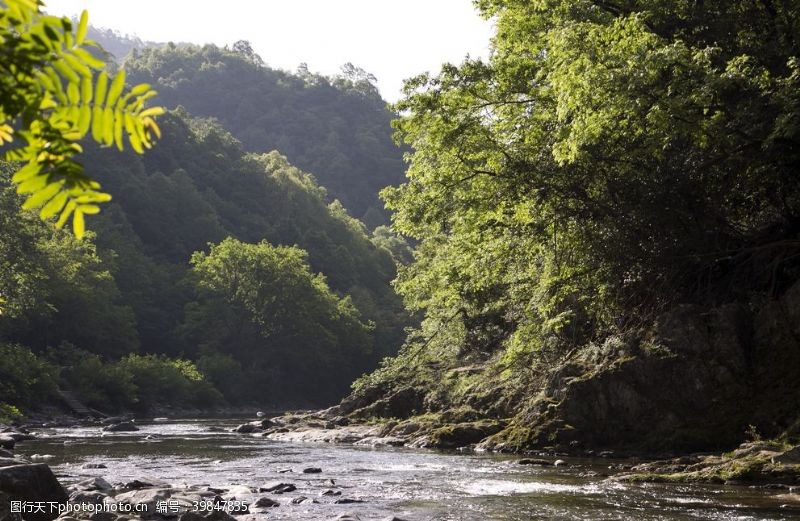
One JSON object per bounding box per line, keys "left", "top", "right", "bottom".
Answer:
{"left": 228, "top": 410, "right": 800, "bottom": 493}
{"left": 6, "top": 418, "right": 800, "bottom": 520}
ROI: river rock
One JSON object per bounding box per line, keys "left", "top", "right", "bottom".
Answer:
{"left": 329, "top": 513, "right": 360, "bottom": 521}
{"left": 121, "top": 478, "right": 170, "bottom": 490}
{"left": 68, "top": 490, "right": 107, "bottom": 505}
{"left": 253, "top": 497, "right": 279, "bottom": 508}
{"left": 422, "top": 421, "right": 504, "bottom": 449}
{"left": 258, "top": 482, "right": 295, "bottom": 494}
{"left": 333, "top": 498, "right": 364, "bottom": 504}
{"left": 221, "top": 485, "right": 253, "bottom": 499}
{"left": 518, "top": 458, "right": 552, "bottom": 465}
{"left": 0, "top": 463, "right": 68, "bottom": 521}
{"left": 320, "top": 489, "right": 341, "bottom": 496}
{"left": 232, "top": 424, "right": 260, "bottom": 434}
{"left": 1, "top": 490, "right": 22, "bottom": 521}
{"left": 114, "top": 488, "right": 171, "bottom": 516}
{"left": 102, "top": 422, "right": 138, "bottom": 433}
{"left": 80, "top": 463, "right": 107, "bottom": 469}
{"left": 0, "top": 449, "right": 13, "bottom": 459}
{"left": 258, "top": 419, "right": 276, "bottom": 429}
{"left": 290, "top": 496, "right": 313, "bottom": 504}
{"left": 775, "top": 445, "right": 800, "bottom": 464}
{"left": 301, "top": 467, "right": 322, "bottom": 474}
{"left": 0, "top": 437, "right": 15, "bottom": 450}
{"left": 71, "top": 477, "right": 113, "bottom": 492}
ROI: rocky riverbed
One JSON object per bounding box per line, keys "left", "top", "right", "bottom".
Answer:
{"left": 2, "top": 418, "right": 800, "bottom": 520}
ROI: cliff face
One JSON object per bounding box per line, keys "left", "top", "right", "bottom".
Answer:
{"left": 337, "top": 281, "right": 800, "bottom": 454}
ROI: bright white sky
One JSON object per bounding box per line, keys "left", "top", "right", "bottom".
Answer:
{"left": 44, "top": 0, "right": 494, "bottom": 101}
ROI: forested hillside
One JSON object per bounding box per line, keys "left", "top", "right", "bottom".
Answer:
{"left": 119, "top": 43, "right": 405, "bottom": 227}
{"left": 1, "top": 108, "right": 409, "bottom": 414}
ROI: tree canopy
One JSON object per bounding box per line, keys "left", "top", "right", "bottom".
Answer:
{"left": 120, "top": 42, "right": 405, "bottom": 226}
{"left": 380, "top": 0, "right": 799, "bottom": 370}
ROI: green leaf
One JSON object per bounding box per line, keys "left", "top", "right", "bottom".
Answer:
{"left": 17, "top": 174, "right": 49, "bottom": 195}
{"left": 63, "top": 52, "right": 91, "bottom": 78}
{"left": 73, "top": 47, "right": 105, "bottom": 69}
{"left": 130, "top": 83, "right": 152, "bottom": 96}
{"left": 76, "top": 10, "right": 89, "bottom": 45}
{"left": 67, "top": 82, "right": 80, "bottom": 104}
{"left": 95, "top": 71, "right": 108, "bottom": 106}
{"left": 114, "top": 109, "right": 124, "bottom": 150}
{"left": 78, "top": 204, "right": 101, "bottom": 215}
{"left": 91, "top": 105, "right": 104, "bottom": 142}
{"left": 52, "top": 59, "right": 80, "bottom": 85}
{"left": 40, "top": 190, "right": 69, "bottom": 219}
{"left": 11, "top": 162, "right": 41, "bottom": 183}
{"left": 78, "top": 104, "right": 91, "bottom": 135}
{"left": 55, "top": 200, "right": 77, "bottom": 229}
{"left": 139, "top": 106, "right": 165, "bottom": 117}
{"left": 106, "top": 69, "right": 126, "bottom": 108}
{"left": 72, "top": 208, "right": 85, "bottom": 238}
{"left": 81, "top": 76, "right": 92, "bottom": 104}
{"left": 22, "top": 181, "right": 63, "bottom": 209}
{"left": 102, "top": 106, "right": 114, "bottom": 145}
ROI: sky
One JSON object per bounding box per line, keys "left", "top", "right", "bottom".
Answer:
{"left": 44, "top": 0, "right": 495, "bottom": 102}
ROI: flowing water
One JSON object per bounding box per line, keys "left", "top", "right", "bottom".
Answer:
{"left": 16, "top": 419, "right": 800, "bottom": 520}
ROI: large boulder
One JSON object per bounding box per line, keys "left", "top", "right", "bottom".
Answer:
{"left": 1, "top": 491, "right": 23, "bottom": 521}
{"left": 0, "top": 464, "right": 68, "bottom": 521}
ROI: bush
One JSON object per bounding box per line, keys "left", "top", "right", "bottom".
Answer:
{"left": 0, "top": 403, "right": 23, "bottom": 424}
{"left": 48, "top": 344, "right": 224, "bottom": 413}
{"left": 50, "top": 343, "right": 137, "bottom": 412}
{"left": 117, "top": 354, "right": 223, "bottom": 411}
{"left": 0, "top": 343, "right": 58, "bottom": 408}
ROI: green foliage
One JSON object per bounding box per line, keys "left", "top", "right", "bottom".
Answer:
{"left": 80, "top": 113, "right": 408, "bottom": 368}
{"left": 380, "top": 0, "right": 800, "bottom": 375}
{"left": 0, "top": 343, "right": 58, "bottom": 407}
{"left": 0, "top": 0, "right": 163, "bottom": 238}
{"left": 0, "top": 29, "right": 410, "bottom": 410}
{"left": 0, "top": 403, "right": 23, "bottom": 424}
{"left": 186, "top": 237, "right": 373, "bottom": 403}
{"left": 123, "top": 43, "right": 404, "bottom": 223}
{"left": 116, "top": 354, "right": 223, "bottom": 411}
{"left": 49, "top": 343, "right": 136, "bottom": 411}
{"left": 0, "top": 171, "right": 138, "bottom": 356}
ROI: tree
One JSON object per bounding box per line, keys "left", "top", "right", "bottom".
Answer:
{"left": 0, "top": 0, "right": 163, "bottom": 238}
{"left": 382, "top": 0, "right": 800, "bottom": 366}
{"left": 185, "top": 237, "right": 373, "bottom": 402}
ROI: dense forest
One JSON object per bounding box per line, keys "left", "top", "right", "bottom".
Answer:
{"left": 122, "top": 42, "right": 406, "bottom": 227}
{"left": 0, "top": 26, "right": 411, "bottom": 417}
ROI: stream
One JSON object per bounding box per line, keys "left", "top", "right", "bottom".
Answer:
{"left": 16, "top": 418, "right": 800, "bottom": 520}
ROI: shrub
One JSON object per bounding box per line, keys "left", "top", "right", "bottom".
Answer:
{"left": 117, "top": 354, "right": 223, "bottom": 411}
{"left": 0, "top": 343, "right": 58, "bottom": 408}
